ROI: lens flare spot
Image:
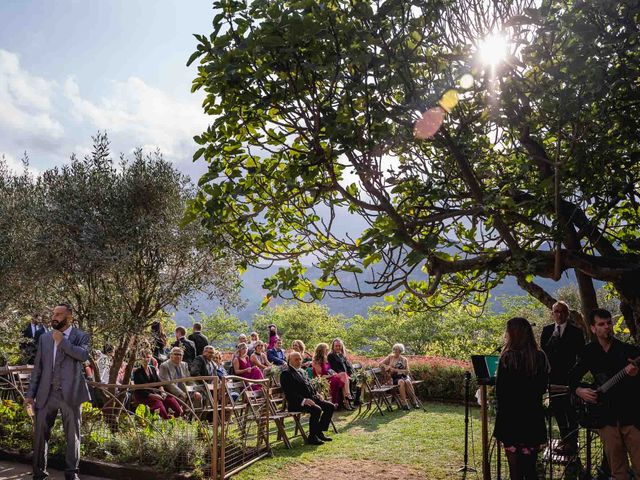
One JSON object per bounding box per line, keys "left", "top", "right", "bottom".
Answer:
{"left": 459, "top": 74, "right": 474, "bottom": 89}
{"left": 439, "top": 89, "right": 459, "bottom": 113}
{"left": 414, "top": 107, "right": 445, "bottom": 139}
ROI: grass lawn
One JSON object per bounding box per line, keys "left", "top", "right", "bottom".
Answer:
{"left": 232, "top": 402, "right": 483, "bottom": 479}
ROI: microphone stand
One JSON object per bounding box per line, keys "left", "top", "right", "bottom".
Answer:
{"left": 458, "top": 371, "right": 477, "bottom": 475}
{"left": 548, "top": 377, "right": 554, "bottom": 480}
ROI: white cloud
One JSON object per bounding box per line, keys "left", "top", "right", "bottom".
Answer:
{"left": 0, "top": 49, "right": 208, "bottom": 177}
{"left": 0, "top": 151, "right": 40, "bottom": 176}
{"left": 64, "top": 75, "right": 208, "bottom": 163}
{"left": 1, "top": 152, "right": 23, "bottom": 172}
{"left": 0, "top": 49, "right": 64, "bottom": 148}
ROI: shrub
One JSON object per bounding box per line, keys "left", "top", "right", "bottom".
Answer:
{"left": 351, "top": 355, "right": 475, "bottom": 403}
{"left": 0, "top": 400, "right": 33, "bottom": 453}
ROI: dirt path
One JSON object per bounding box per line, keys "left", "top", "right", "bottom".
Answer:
{"left": 282, "top": 458, "right": 425, "bottom": 480}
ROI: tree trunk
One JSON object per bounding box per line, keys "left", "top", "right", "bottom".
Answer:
{"left": 575, "top": 272, "right": 598, "bottom": 321}
{"left": 619, "top": 300, "right": 637, "bottom": 340}
{"left": 109, "top": 335, "right": 135, "bottom": 384}
{"left": 121, "top": 341, "right": 138, "bottom": 386}
{"left": 615, "top": 274, "right": 640, "bottom": 341}
{"left": 109, "top": 340, "right": 125, "bottom": 385}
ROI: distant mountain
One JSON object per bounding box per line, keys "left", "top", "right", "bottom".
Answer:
{"left": 172, "top": 265, "right": 578, "bottom": 325}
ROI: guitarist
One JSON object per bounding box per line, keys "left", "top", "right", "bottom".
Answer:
{"left": 569, "top": 308, "right": 640, "bottom": 480}
{"left": 540, "top": 301, "right": 585, "bottom": 454}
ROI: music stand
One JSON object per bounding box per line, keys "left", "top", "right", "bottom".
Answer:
{"left": 471, "top": 355, "right": 499, "bottom": 480}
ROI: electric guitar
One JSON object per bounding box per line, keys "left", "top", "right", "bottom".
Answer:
{"left": 572, "top": 356, "right": 640, "bottom": 429}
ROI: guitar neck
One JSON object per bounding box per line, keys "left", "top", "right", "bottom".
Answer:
{"left": 598, "top": 369, "right": 627, "bottom": 394}
{"left": 598, "top": 357, "right": 639, "bottom": 394}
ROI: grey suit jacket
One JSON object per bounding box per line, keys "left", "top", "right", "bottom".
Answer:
{"left": 158, "top": 360, "right": 191, "bottom": 399}
{"left": 26, "top": 327, "right": 91, "bottom": 409}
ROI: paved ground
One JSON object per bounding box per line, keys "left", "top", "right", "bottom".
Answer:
{"left": 0, "top": 461, "right": 109, "bottom": 480}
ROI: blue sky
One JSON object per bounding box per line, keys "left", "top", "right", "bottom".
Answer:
{"left": 0, "top": 0, "right": 215, "bottom": 178}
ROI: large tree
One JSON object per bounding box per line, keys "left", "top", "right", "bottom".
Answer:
{"left": 187, "top": 0, "right": 640, "bottom": 335}
{"left": 0, "top": 134, "right": 242, "bottom": 377}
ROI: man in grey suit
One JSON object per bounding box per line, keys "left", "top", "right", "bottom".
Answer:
{"left": 25, "top": 303, "right": 91, "bottom": 480}
{"left": 158, "top": 347, "right": 202, "bottom": 408}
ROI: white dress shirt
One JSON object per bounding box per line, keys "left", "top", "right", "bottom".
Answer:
{"left": 53, "top": 325, "right": 73, "bottom": 364}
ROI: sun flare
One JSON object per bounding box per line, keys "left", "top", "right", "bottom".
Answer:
{"left": 478, "top": 32, "right": 509, "bottom": 67}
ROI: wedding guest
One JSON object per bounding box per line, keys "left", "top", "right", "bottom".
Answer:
{"left": 313, "top": 343, "right": 352, "bottom": 409}
{"left": 250, "top": 341, "right": 272, "bottom": 374}
{"left": 133, "top": 350, "right": 182, "bottom": 419}
{"left": 380, "top": 343, "right": 419, "bottom": 409}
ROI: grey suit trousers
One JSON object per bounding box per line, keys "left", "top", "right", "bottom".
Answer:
{"left": 33, "top": 389, "right": 82, "bottom": 480}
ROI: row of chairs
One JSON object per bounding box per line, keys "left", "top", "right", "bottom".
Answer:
{"left": 1, "top": 364, "right": 425, "bottom": 450}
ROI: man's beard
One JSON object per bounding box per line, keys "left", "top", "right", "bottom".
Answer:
{"left": 51, "top": 319, "right": 68, "bottom": 331}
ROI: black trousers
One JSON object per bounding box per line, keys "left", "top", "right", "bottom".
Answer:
{"left": 301, "top": 397, "right": 334, "bottom": 438}
{"left": 550, "top": 394, "right": 578, "bottom": 447}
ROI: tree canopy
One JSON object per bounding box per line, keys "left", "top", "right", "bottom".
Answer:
{"left": 0, "top": 134, "right": 242, "bottom": 375}
{"left": 188, "top": 0, "right": 640, "bottom": 336}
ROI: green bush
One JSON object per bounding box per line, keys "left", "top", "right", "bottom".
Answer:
{"left": 410, "top": 363, "right": 476, "bottom": 403}
{"left": 353, "top": 355, "right": 476, "bottom": 403}
{"left": 0, "top": 400, "right": 33, "bottom": 453}
{"left": 0, "top": 400, "right": 209, "bottom": 474}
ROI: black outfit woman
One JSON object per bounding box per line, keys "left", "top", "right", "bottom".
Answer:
{"left": 493, "top": 318, "right": 549, "bottom": 480}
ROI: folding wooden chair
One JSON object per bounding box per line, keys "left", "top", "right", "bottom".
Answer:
{"left": 359, "top": 368, "right": 397, "bottom": 416}
{"left": 265, "top": 385, "right": 308, "bottom": 448}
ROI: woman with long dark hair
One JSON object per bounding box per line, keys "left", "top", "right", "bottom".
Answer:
{"left": 150, "top": 320, "right": 168, "bottom": 361}
{"left": 494, "top": 317, "right": 549, "bottom": 480}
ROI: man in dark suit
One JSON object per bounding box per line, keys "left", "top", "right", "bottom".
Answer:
{"left": 190, "top": 345, "right": 216, "bottom": 377}
{"left": 540, "top": 300, "right": 585, "bottom": 454}
{"left": 187, "top": 322, "right": 209, "bottom": 357}
{"left": 20, "top": 316, "right": 46, "bottom": 365}
{"left": 280, "top": 351, "right": 334, "bottom": 445}
{"left": 25, "top": 303, "right": 91, "bottom": 480}
{"left": 172, "top": 326, "right": 196, "bottom": 366}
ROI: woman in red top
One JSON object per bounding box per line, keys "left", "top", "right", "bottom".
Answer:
{"left": 312, "top": 343, "right": 352, "bottom": 407}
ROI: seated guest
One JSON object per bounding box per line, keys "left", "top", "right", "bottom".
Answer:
{"left": 188, "top": 322, "right": 209, "bottom": 357}
{"left": 212, "top": 350, "right": 228, "bottom": 379}
{"left": 158, "top": 347, "right": 202, "bottom": 408}
{"left": 190, "top": 345, "right": 216, "bottom": 406}
{"left": 313, "top": 343, "right": 352, "bottom": 409}
{"left": 232, "top": 342, "right": 264, "bottom": 389}
{"left": 172, "top": 326, "right": 197, "bottom": 366}
{"left": 250, "top": 341, "right": 272, "bottom": 374}
{"left": 247, "top": 331, "right": 260, "bottom": 353}
{"left": 96, "top": 344, "right": 115, "bottom": 383}
{"left": 328, "top": 338, "right": 360, "bottom": 405}
{"left": 268, "top": 338, "right": 287, "bottom": 366}
{"left": 494, "top": 318, "right": 549, "bottom": 480}
{"left": 292, "top": 339, "right": 313, "bottom": 369}
{"left": 133, "top": 350, "right": 182, "bottom": 419}
{"left": 380, "top": 343, "right": 419, "bottom": 410}
{"left": 190, "top": 345, "right": 216, "bottom": 377}
{"left": 281, "top": 352, "right": 334, "bottom": 445}
{"left": 238, "top": 333, "right": 248, "bottom": 346}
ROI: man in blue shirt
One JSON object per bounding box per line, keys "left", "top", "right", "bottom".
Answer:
{"left": 267, "top": 338, "right": 286, "bottom": 366}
